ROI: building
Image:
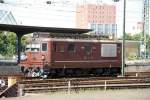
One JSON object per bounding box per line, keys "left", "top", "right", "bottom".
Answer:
{"left": 76, "top": 4, "right": 117, "bottom": 36}
{"left": 131, "top": 22, "right": 143, "bottom": 34}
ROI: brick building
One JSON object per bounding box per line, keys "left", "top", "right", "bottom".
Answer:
{"left": 76, "top": 4, "right": 117, "bottom": 36}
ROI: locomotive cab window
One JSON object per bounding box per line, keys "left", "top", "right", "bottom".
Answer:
{"left": 25, "top": 44, "right": 40, "bottom": 52}
{"left": 68, "top": 43, "right": 75, "bottom": 53}
{"left": 42, "top": 43, "right": 48, "bottom": 51}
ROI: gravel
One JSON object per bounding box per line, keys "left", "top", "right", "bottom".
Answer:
{"left": 1, "top": 88, "right": 150, "bottom": 100}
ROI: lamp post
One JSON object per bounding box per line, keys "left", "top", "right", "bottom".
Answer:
{"left": 113, "top": 0, "right": 126, "bottom": 76}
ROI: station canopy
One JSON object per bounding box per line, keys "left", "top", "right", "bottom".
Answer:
{"left": 0, "top": 24, "right": 92, "bottom": 35}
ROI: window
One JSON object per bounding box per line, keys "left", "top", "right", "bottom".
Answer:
{"left": 25, "top": 48, "right": 31, "bottom": 52}
{"left": 68, "top": 43, "right": 75, "bottom": 53}
{"left": 25, "top": 44, "right": 40, "bottom": 52}
{"left": 101, "top": 44, "right": 117, "bottom": 57}
{"left": 59, "top": 46, "right": 65, "bottom": 52}
{"left": 84, "top": 43, "right": 92, "bottom": 54}
{"left": 53, "top": 43, "right": 64, "bottom": 52}
{"left": 42, "top": 43, "right": 47, "bottom": 51}
{"left": 112, "top": 24, "right": 117, "bottom": 34}
{"left": 31, "top": 48, "right": 40, "bottom": 51}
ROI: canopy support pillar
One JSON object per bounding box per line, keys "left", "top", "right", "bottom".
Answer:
{"left": 16, "top": 33, "right": 23, "bottom": 64}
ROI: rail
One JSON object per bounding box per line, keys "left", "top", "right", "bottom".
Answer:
{"left": 20, "top": 76, "right": 150, "bottom": 93}
{"left": 0, "top": 83, "right": 18, "bottom": 98}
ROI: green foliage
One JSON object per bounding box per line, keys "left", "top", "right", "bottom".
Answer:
{"left": 0, "top": 31, "right": 16, "bottom": 56}
{"left": 21, "top": 36, "right": 28, "bottom": 52}
{"left": 125, "top": 33, "right": 143, "bottom": 41}
{"left": 0, "top": 31, "right": 27, "bottom": 57}
{"left": 125, "top": 33, "right": 150, "bottom": 52}
{"left": 146, "top": 35, "right": 150, "bottom": 51}
{"left": 125, "top": 33, "right": 132, "bottom": 40}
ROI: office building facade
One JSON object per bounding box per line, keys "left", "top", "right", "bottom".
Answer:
{"left": 76, "top": 4, "right": 117, "bottom": 36}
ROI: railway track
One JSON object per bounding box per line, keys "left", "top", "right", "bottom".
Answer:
{"left": 0, "top": 72, "right": 150, "bottom": 94}
{"left": 125, "top": 72, "right": 150, "bottom": 77}
{"left": 19, "top": 76, "right": 150, "bottom": 93}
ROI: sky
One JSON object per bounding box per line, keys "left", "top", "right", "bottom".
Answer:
{"left": 4, "top": 0, "right": 114, "bottom": 4}
{"left": 1, "top": 0, "right": 144, "bottom": 37}
{"left": 115, "top": 0, "right": 143, "bottom": 36}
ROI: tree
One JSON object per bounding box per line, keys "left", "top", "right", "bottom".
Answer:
{"left": 125, "top": 33, "right": 132, "bottom": 40}
{"left": 125, "top": 33, "right": 150, "bottom": 57}
{"left": 125, "top": 33, "right": 143, "bottom": 41}
{"left": 132, "top": 33, "right": 143, "bottom": 41}
{"left": 0, "top": 31, "right": 27, "bottom": 57}
{"left": 21, "top": 36, "right": 28, "bottom": 52}
{"left": 146, "top": 35, "right": 150, "bottom": 51}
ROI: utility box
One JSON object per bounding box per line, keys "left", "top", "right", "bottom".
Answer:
{"left": 8, "top": 76, "right": 18, "bottom": 87}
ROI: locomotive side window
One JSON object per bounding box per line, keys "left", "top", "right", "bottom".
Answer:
{"left": 59, "top": 46, "right": 65, "bottom": 52}
{"left": 42, "top": 43, "right": 47, "bottom": 51}
{"left": 101, "top": 44, "right": 117, "bottom": 57}
{"left": 84, "top": 43, "right": 92, "bottom": 54}
{"left": 53, "top": 43, "right": 64, "bottom": 52}
{"left": 68, "top": 43, "right": 75, "bottom": 53}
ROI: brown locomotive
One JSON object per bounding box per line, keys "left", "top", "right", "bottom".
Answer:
{"left": 20, "top": 33, "right": 121, "bottom": 77}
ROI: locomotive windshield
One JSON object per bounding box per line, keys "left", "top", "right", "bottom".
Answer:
{"left": 26, "top": 43, "right": 40, "bottom": 52}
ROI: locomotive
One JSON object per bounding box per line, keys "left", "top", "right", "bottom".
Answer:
{"left": 19, "top": 33, "right": 122, "bottom": 77}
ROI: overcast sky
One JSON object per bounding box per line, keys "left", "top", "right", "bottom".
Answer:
{"left": 4, "top": 0, "right": 114, "bottom": 4}
{"left": 2, "top": 0, "right": 144, "bottom": 37}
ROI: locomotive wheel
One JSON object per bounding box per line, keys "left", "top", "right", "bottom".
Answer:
{"left": 103, "top": 68, "right": 111, "bottom": 76}
{"left": 74, "top": 69, "right": 82, "bottom": 76}
{"left": 56, "top": 69, "right": 65, "bottom": 77}
{"left": 95, "top": 68, "right": 104, "bottom": 76}
{"left": 110, "top": 68, "right": 117, "bottom": 75}
{"left": 49, "top": 69, "right": 57, "bottom": 77}
{"left": 65, "top": 69, "right": 73, "bottom": 76}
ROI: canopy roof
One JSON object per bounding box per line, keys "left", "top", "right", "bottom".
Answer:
{"left": 0, "top": 24, "right": 92, "bottom": 35}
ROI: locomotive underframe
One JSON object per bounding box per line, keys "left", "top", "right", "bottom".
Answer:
{"left": 21, "top": 65, "right": 121, "bottom": 77}
{"left": 47, "top": 67, "right": 121, "bottom": 77}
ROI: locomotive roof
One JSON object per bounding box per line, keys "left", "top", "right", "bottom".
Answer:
{"left": 0, "top": 24, "right": 92, "bottom": 35}
{"left": 32, "top": 38, "right": 121, "bottom": 43}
